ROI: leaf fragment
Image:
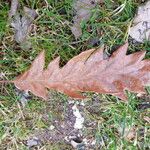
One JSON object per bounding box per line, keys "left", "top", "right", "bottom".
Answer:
{"left": 71, "top": 0, "right": 103, "bottom": 39}
{"left": 14, "top": 43, "right": 150, "bottom": 101}
{"left": 129, "top": 1, "right": 150, "bottom": 43}
{"left": 10, "top": 4, "right": 38, "bottom": 44}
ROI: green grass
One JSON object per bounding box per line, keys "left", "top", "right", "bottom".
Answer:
{"left": 0, "top": 0, "right": 150, "bottom": 149}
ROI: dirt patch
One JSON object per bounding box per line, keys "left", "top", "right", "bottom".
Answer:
{"left": 25, "top": 94, "right": 106, "bottom": 149}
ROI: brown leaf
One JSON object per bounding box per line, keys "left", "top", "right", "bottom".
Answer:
{"left": 14, "top": 43, "right": 150, "bottom": 100}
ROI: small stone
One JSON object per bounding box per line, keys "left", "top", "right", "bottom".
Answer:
{"left": 26, "top": 137, "right": 40, "bottom": 147}
{"left": 49, "top": 125, "right": 55, "bottom": 130}
{"left": 80, "top": 101, "right": 85, "bottom": 106}
{"left": 91, "top": 139, "right": 96, "bottom": 145}
{"left": 68, "top": 100, "right": 75, "bottom": 104}
{"left": 72, "top": 104, "right": 84, "bottom": 129}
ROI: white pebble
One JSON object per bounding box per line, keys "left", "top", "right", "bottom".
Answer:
{"left": 49, "top": 125, "right": 55, "bottom": 130}
{"left": 72, "top": 104, "right": 84, "bottom": 129}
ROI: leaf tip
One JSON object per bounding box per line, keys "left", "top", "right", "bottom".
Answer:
{"left": 113, "top": 42, "right": 129, "bottom": 58}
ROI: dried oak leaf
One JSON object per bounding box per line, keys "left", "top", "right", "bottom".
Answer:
{"left": 14, "top": 43, "right": 150, "bottom": 101}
